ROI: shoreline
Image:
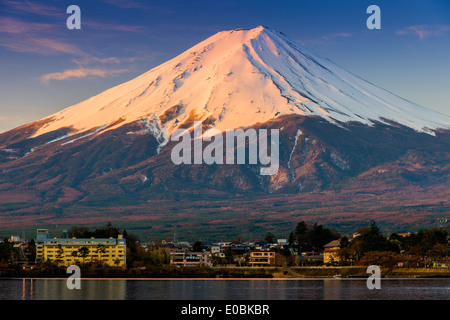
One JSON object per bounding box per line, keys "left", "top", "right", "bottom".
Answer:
{"left": 4, "top": 276, "right": 450, "bottom": 280}
{"left": 2, "top": 266, "right": 450, "bottom": 279}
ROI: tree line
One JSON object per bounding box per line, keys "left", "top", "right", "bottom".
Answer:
{"left": 339, "top": 223, "right": 450, "bottom": 267}
{"left": 1, "top": 221, "right": 449, "bottom": 269}
{"left": 263, "top": 221, "right": 449, "bottom": 267}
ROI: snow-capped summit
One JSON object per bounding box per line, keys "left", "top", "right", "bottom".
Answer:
{"left": 33, "top": 26, "right": 449, "bottom": 139}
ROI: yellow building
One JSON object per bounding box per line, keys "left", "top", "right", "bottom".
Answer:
{"left": 35, "top": 229, "right": 126, "bottom": 267}
{"left": 323, "top": 239, "right": 341, "bottom": 264}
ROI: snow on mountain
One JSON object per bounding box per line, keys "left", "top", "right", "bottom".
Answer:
{"left": 32, "top": 26, "right": 450, "bottom": 143}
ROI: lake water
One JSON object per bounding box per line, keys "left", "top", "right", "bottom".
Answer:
{"left": 1, "top": 278, "right": 449, "bottom": 300}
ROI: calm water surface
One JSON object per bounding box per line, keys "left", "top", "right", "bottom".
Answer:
{"left": 1, "top": 278, "right": 449, "bottom": 300}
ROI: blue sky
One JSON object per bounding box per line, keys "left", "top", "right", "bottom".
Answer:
{"left": 1, "top": 0, "right": 450, "bottom": 132}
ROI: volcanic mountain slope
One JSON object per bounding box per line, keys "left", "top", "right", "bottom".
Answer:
{"left": 18, "top": 26, "right": 450, "bottom": 141}
{"left": 0, "top": 26, "right": 449, "bottom": 232}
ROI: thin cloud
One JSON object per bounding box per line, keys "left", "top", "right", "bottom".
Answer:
{"left": 321, "top": 32, "right": 352, "bottom": 40}
{"left": 123, "top": 56, "right": 150, "bottom": 63}
{"left": 102, "top": 0, "right": 153, "bottom": 10}
{"left": 40, "top": 68, "right": 129, "bottom": 84}
{"left": 0, "top": 17, "right": 84, "bottom": 55}
{"left": 71, "top": 56, "right": 150, "bottom": 66}
{"left": 397, "top": 25, "right": 450, "bottom": 40}
{"left": 0, "top": 17, "right": 144, "bottom": 55}
{"left": 2, "top": 0, "right": 65, "bottom": 18}
{"left": 72, "top": 57, "right": 121, "bottom": 65}
{"left": 0, "top": 35, "right": 84, "bottom": 55}
{"left": 0, "top": 17, "right": 57, "bottom": 34}
{"left": 299, "top": 32, "right": 353, "bottom": 46}
{"left": 84, "top": 21, "right": 147, "bottom": 33}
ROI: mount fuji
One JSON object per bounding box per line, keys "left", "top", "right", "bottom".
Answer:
{"left": 27, "top": 26, "right": 450, "bottom": 139}
{"left": 1, "top": 26, "right": 449, "bottom": 236}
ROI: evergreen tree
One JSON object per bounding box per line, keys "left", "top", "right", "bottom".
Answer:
{"left": 264, "top": 232, "right": 275, "bottom": 244}
{"left": 295, "top": 221, "right": 308, "bottom": 254}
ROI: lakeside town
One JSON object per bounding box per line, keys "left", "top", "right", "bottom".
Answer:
{"left": 1, "top": 221, "right": 450, "bottom": 278}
